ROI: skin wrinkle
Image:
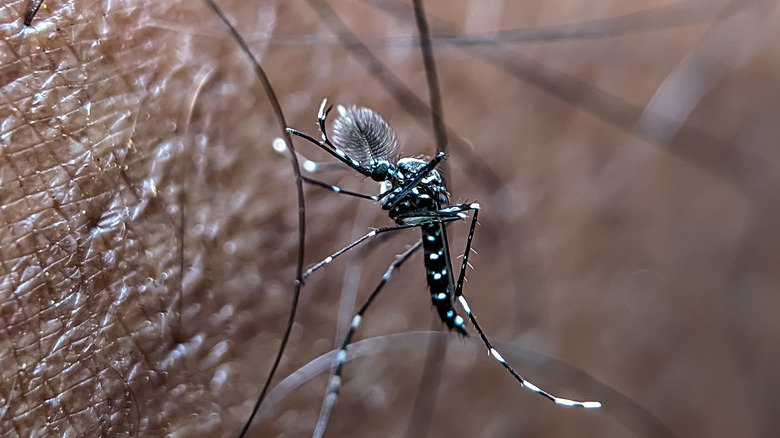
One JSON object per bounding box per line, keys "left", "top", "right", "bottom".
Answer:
{"left": 1, "top": 1, "right": 780, "bottom": 437}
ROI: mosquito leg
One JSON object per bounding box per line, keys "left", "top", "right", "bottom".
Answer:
{"left": 277, "top": 133, "right": 447, "bottom": 206}
{"left": 453, "top": 203, "right": 481, "bottom": 299}
{"left": 273, "top": 137, "right": 347, "bottom": 174}
{"left": 273, "top": 137, "right": 383, "bottom": 201}
{"left": 286, "top": 100, "right": 373, "bottom": 177}
{"left": 312, "top": 241, "right": 424, "bottom": 438}
{"left": 303, "top": 222, "right": 448, "bottom": 281}
{"left": 393, "top": 202, "right": 477, "bottom": 223}
{"left": 453, "top": 205, "right": 602, "bottom": 409}
{"left": 300, "top": 175, "right": 378, "bottom": 201}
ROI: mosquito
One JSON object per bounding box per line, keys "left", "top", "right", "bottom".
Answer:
{"left": 201, "top": 1, "right": 603, "bottom": 435}
{"left": 277, "top": 98, "right": 602, "bottom": 436}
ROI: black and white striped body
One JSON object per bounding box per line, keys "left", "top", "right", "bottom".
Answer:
{"left": 381, "top": 158, "right": 468, "bottom": 335}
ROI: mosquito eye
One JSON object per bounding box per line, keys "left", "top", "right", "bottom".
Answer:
{"left": 370, "top": 162, "right": 391, "bottom": 181}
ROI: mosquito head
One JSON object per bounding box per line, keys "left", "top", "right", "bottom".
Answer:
{"left": 369, "top": 159, "right": 395, "bottom": 182}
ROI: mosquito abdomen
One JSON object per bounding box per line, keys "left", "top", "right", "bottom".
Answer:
{"left": 422, "top": 222, "right": 467, "bottom": 335}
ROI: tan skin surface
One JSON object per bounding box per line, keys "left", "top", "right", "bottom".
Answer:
{"left": 2, "top": 0, "right": 780, "bottom": 437}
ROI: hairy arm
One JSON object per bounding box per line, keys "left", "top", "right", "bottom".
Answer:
{"left": 1, "top": 1, "right": 296, "bottom": 435}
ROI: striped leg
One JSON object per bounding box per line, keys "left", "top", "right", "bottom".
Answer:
{"left": 300, "top": 175, "right": 379, "bottom": 201}
{"left": 302, "top": 204, "right": 472, "bottom": 280}
{"left": 292, "top": 164, "right": 450, "bottom": 205}
{"left": 453, "top": 203, "right": 602, "bottom": 409}
{"left": 283, "top": 150, "right": 447, "bottom": 207}
{"left": 274, "top": 133, "right": 447, "bottom": 205}
{"left": 416, "top": 203, "right": 481, "bottom": 336}
{"left": 273, "top": 137, "right": 381, "bottom": 200}
{"left": 303, "top": 216, "right": 463, "bottom": 281}
{"left": 298, "top": 97, "right": 446, "bottom": 201}
{"left": 393, "top": 202, "right": 475, "bottom": 224}
{"left": 313, "top": 241, "right": 424, "bottom": 438}
{"left": 286, "top": 100, "right": 374, "bottom": 178}
{"left": 272, "top": 137, "right": 347, "bottom": 174}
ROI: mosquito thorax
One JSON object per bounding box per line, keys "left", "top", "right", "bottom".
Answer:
{"left": 397, "top": 158, "right": 449, "bottom": 203}
{"left": 397, "top": 157, "right": 435, "bottom": 180}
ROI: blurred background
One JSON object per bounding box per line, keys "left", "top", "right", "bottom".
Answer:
{"left": 2, "top": 0, "right": 779, "bottom": 436}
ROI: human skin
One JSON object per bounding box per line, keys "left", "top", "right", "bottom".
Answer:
{"left": 2, "top": 1, "right": 780, "bottom": 437}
